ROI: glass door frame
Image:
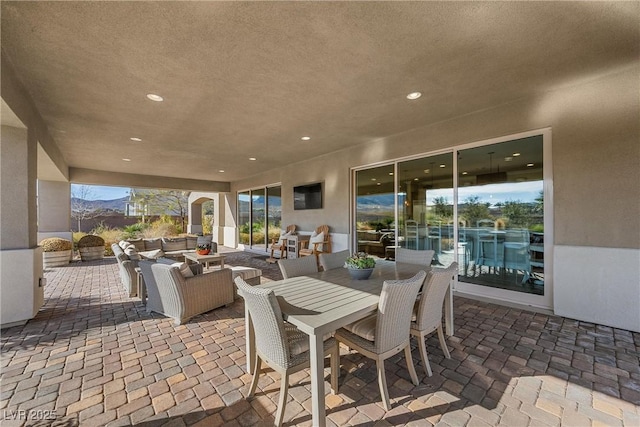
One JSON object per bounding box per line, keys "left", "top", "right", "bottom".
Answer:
{"left": 350, "top": 127, "right": 553, "bottom": 310}
{"left": 237, "top": 183, "right": 282, "bottom": 251}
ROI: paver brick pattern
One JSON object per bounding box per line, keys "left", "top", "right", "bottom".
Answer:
{"left": 1, "top": 255, "right": 639, "bottom": 426}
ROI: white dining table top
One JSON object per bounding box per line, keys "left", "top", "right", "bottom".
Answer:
{"left": 255, "top": 261, "right": 430, "bottom": 336}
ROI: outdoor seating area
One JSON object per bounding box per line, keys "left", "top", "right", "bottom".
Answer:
{"left": 1, "top": 252, "right": 638, "bottom": 426}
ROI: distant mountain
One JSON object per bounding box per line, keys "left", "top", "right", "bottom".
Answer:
{"left": 71, "top": 196, "right": 128, "bottom": 213}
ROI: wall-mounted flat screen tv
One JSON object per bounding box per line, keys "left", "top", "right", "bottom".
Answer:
{"left": 293, "top": 182, "right": 322, "bottom": 210}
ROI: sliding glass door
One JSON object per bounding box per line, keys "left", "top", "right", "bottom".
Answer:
{"left": 352, "top": 130, "right": 550, "bottom": 308}
{"left": 238, "top": 185, "right": 281, "bottom": 250}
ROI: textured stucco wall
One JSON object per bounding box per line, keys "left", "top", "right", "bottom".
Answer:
{"left": 232, "top": 66, "right": 640, "bottom": 250}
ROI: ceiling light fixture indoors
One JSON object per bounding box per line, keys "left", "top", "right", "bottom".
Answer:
{"left": 146, "top": 93, "right": 164, "bottom": 102}
{"left": 249, "top": 157, "right": 257, "bottom": 161}
{"left": 130, "top": 137, "right": 142, "bottom": 142}
{"left": 122, "top": 158, "right": 131, "bottom": 162}
{"left": 218, "top": 170, "right": 225, "bottom": 173}
{"left": 301, "top": 136, "right": 311, "bottom": 141}
{"left": 406, "top": 91, "right": 422, "bottom": 100}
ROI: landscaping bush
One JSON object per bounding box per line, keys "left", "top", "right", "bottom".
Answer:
{"left": 78, "top": 234, "right": 105, "bottom": 248}
{"left": 40, "top": 237, "right": 72, "bottom": 252}
{"left": 122, "top": 222, "right": 149, "bottom": 239}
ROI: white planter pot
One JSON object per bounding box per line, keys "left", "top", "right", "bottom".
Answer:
{"left": 43, "top": 250, "right": 71, "bottom": 268}
{"left": 79, "top": 246, "right": 105, "bottom": 261}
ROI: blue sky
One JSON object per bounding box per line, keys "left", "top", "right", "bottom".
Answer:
{"left": 71, "top": 184, "right": 130, "bottom": 201}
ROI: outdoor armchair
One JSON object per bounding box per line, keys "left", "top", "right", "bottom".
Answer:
{"left": 235, "top": 276, "right": 338, "bottom": 427}
{"left": 335, "top": 270, "right": 427, "bottom": 410}
{"left": 140, "top": 260, "right": 233, "bottom": 325}
{"left": 299, "top": 225, "right": 332, "bottom": 265}
{"left": 269, "top": 224, "right": 296, "bottom": 260}
{"left": 410, "top": 262, "right": 457, "bottom": 377}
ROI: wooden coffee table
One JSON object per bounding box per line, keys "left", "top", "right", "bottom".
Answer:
{"left": 183, "top": 252, "right": 226, "bottom": 269}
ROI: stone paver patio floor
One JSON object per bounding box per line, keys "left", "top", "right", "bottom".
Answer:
{"left": 1, "top": 257, "right": 639, "bottom": 426}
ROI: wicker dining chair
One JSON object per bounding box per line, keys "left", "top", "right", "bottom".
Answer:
{"left": 318, "top": 249, "right": 350, "bottom": 271}
{"left": 277, "top": 255, "right": 318, "bottom": 279}
{"left": 335, "top": 270, "right": 427, "bottom": 410}
{"left": 410, "top": 262, "right": 457, "bottom": 377}
{"left": 235, "top": 277, "right": 339, "bottom": 427}
{"left": 395, "top": 248, "right": 435, "bottom": 267}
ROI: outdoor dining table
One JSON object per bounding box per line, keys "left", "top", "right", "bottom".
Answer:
{"left": 243, "top": 260, "right": 454, "bottom": 427}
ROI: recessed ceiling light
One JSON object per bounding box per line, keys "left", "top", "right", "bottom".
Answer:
{"left": 376, "top": 182, "right": 381, "bottom": 186}
{"left": 414, "top": 178, "right": 419, "bottom": 181}
{"left": 388, "top": 172, "right": 394, "bottom": 176}
{"left": 527, "top": 163, "right": 534, "bottom": 167}
{"left": 406, "top": 92, "right": 422, "bottom": 100}
{"left": 462, "top": 171, "right": 468, "bottom": 175}
{"left": 130, "top": 137, "right": 142, "bottom": 142}
{"left": 440, "top": 164, "right": 446, "bottom": 168}
{"left": 423, "top": 169, "right": 430, "bottom": 174}
{"left": 122, "top": 158, "right": 131, "bottom": 162}
{"left": 505, "top": 156, "right": 513, "bottom": 162}
{"left": 301, "top": 136, "right": 311, "bottom": 141}
{"left": 249, "top": 157, "right": 257, "bottom": 161}
{"left": 218, "top": 170, "right": 225, "bottom": 173}
{"left": 146, "top": 93, "right": 164, "bottom": 102}
{"left": 371, "top": 178, "right": 377, "bottom": 181}
{"left": 513, "top": 152, "right": 521, "bottom": 157}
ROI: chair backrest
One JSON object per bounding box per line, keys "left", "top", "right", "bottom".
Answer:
{"left": 477, "top": 219, "right": 495, "bottom": 228}
{"left": 414, "top": 263, "right": 457, "bottom": 331}
{"left": 142, "top": 262, "right": 187, "bottom": 313}
{"left": 395, "top": 248, "right": 434, "bottom": 266}
{"left": 285, "top": 224, "right": 297, "bottom": 234}
{"left": 375, "top": 270, "right": 427, "bottom": 353}
{"left": 234, "top": 277, "right": 290, "bottom": 369}
{"left": 319, "top": 250, "right": 349, "bottom": 271}
{"left": 310, "top": 225, "right": 331, "bottom": 253}
{"left": 278, "top": 255, "right": 318, "bottom": 279}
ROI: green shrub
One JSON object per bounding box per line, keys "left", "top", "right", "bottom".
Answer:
{"left": 123, "top": 222, "right": 149, "bottom": 239}
{"left": 78, "top": 234, "right": 105, "bottom": 248}
{"left": 40, "top": 237, "right": 72, "bottom": 252}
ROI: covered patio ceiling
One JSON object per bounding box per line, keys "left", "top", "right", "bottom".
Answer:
{"left": 1, "top": 2, "right": 637, "bottom": 184}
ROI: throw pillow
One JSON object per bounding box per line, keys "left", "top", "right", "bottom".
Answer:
{"left": 124, "top": 245, "right": 141, "bottom": 261}
{"left": 309, "top": 232, "right": 324, "bottom": 252}
{"left": 171, "top": 262, "right": 194, "bottom": 278}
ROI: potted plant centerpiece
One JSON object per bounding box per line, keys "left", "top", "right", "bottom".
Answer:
{"left": 78, "top": 234, "right": 106, "bottom": 261}
{"left": 196, "top": 243, "right": 211, "bottom": 255}
{"left": 40, "top": 237, "right": 73, "bottom": 268}
{"left": 345, "top": 252, "right": 376, "bottom": 280}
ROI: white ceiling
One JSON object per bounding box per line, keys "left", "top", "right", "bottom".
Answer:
{"left": 1, "top": 2, "right": 638, "bottom": 184}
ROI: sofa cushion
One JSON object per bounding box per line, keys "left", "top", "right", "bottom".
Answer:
{"left": 171, "top": 262, "right": 194, "bottom": 278}
{"left": 118, "top": 240, "right": 129, "bottom": 249}
{"left": 124, "top": 245, "right": 141, "bottom": 261}
{"left": 186, "top": 236, "right": 198, "bottom": 250}
{"left": 162, "top": 237, "right": 187, "bottom": 252}
{"left": 143, "top": 238, "right": 162, "bottom": 251}
{"left": 139, "top": 249, "right": 164, "bottom": 260}
{"left": 126, "top": 238, "right": 146, "bottom": 252}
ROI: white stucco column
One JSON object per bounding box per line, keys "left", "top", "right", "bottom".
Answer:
{"left": 216, "top": 193, "right": 237, "bottom": 248}
{"left": 187, "top": 201, "right": 203, "bottom": 234}
{"left": 37, "top": 180, "right": 72, "bottom": 242}
{"left": 0, "top": 125, "right": 44, "bottom": 327}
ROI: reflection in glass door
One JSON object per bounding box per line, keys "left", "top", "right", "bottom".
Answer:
{"left": 397, "top": 153, "right": 453, "bottom": 263}
{"left": 457, "top": 135, "right": 544, "bottom": 295}
{"left": 238, "top": 191, "right": 250, "bottom": 245}
{"left": 267, "top": 186, "right": 282, "bottom": 246}
{"left": 251, "top": 189, "right": 266, "bottom": 247}
{"left": 355, "top": 164, "right": 395, "bottom": 258}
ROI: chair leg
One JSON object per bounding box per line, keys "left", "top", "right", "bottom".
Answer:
{"left": 437, "top": 324, "right": 451, "bottom": 359}
{"left": 376, "top": 359, "right": 391, "bottom": 411}
{"left": 404, "top": 345, "right": 419, "bottom": 386}
{"left": 274, "top": 372, "right": 289, "bottom": 427}
{"left": 248, "top": 356, "right": 262, "bottom": 398}
{"left": 330, "top": 341, "right": 339, "bottom": 394}
{"left": 418, "top": 334, "right": 433, "bottom": 378}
